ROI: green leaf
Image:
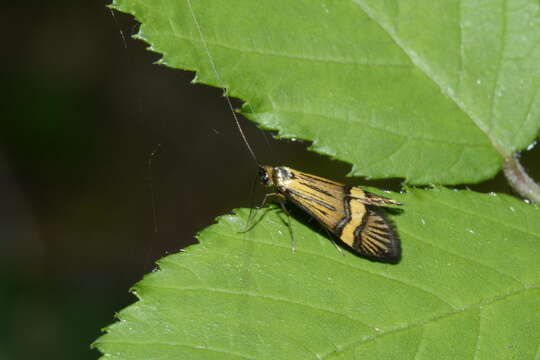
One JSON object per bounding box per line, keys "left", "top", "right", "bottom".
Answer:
{"left": 94, "top": 188, "right": 540, "bottom": 359}
{"left": 110, "top": 0, "right": 540, "bottom": 184}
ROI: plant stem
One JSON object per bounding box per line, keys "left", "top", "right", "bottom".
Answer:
{"left": 503, "top": 155, "right": 540, "bottom": 203}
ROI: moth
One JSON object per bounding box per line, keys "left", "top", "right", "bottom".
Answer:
{"left": 259, "top": 165, "right": 401, "bottom": 261}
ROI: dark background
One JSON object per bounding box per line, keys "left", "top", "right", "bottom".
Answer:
{"left": 1, "top": 2, "right": 538, "bottom": 359}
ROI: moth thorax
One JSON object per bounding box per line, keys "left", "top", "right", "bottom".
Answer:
{"left": 273, "top": 166, "right": 294, "bottom": 187}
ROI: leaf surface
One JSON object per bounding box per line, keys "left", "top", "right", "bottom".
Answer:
{"left": 111, "top": 0, "right": 540, "bottom": 184}
{"left": 95, "top": 188, "right": 540, "bottom": 359}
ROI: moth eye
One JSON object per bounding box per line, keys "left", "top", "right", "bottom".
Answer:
{"left": 259, "top": 169, "right": 270, "bottom": 185}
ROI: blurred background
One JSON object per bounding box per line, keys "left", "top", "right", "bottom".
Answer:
{"left": 1, "top": 1, "right": 539, "bottom": 359}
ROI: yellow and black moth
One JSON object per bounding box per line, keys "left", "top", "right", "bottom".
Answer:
{"left": 259, "top": 165, "right": 401, "bottom": 261}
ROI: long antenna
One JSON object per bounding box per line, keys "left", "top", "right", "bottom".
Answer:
{"left": 187, "top": 0, "right": 260, "bottom": 166}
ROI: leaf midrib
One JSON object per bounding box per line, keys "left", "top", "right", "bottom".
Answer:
{"left": 355, "top": 0, "right": 510, "bottom": 158}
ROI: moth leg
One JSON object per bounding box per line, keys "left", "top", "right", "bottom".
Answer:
{"left": 324, "top": 228, "right": 344, "bottom": 256}
{"left": 243, "top": 193, "right": 296, "bottom": 254}
{"left": 274, "top": 197, "right": 296, "bottom": 254}
{"left": 242, "top": 192, "right": 284, "bottom": 233}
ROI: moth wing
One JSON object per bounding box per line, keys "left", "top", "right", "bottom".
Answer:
{"left": 283, "top": 179, "right": 347, "bottom": 231}
{"left": 349, "top": 187, "right": 402, "bottom": 206}
{"left": 280, "top": 169, "right": 401, "bottom": 261}
{"left": 355, "top": 206, "right": 400, "bottom": 259}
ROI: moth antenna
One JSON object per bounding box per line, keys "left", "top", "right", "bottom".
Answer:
{"left": 187, "top": 0, "right": 260, "bottom": 167}
{"left": 109, "top": 8, "right": 127, "bottom": 49}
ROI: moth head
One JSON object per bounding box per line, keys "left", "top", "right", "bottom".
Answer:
{"left": 259, "top": 165, "right": 274, "bottom": 187}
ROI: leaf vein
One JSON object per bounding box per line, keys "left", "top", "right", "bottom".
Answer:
{"left": 209, "top": 228, "right": 456, "bottom": 309}
{"left": 472, "top": 307, "right": 482, "bottom": 360}
{"left": 428, "top": 196, "right": 540, "bottom": 240}
{"left": 521, "top": 79, "right": 540, "bottom": 141}
{"left": 98, "top": 339, "right": 256, "bottom": 360}
{"left": 141, "top": 284, "right": 374, "bottom": 329}
{"left": 320, "top": 287, "right": 537, "bottom": 359}
{"left": 400, "top": 227, "right": 526, "bottom": 288}
{"left": 166, "top": 28, "right": 410, "bottom": 68}
{"left": 158, "top": 260, "right": 204, "bottom": 283}
{"left": 487, "top": 0, "right": 508, "bottom": 136}
{"left": 269, "top": 108, "right": 491, "bottom": 148}
{"left": 412, "top": 325, "right": 425, "bottom": 360}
